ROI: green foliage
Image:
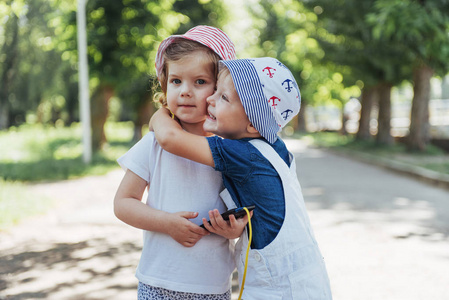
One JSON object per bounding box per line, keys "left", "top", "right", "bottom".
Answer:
{"left": 367, "top": 0, "right": 449, "bottom": 76}
{"left": 1, "top": 0, "right": 229, "bottom": 129}
{"left": 302, "top": 131, "right": 354, "bottom": 148}
{"left": 303, "top": 0, "right": 411, "bottom": 87}
{"left": 245, "top": 0, "right": 361, "bottom": 110}
{"left": 0, "top": 122, "right": 134, "bottom": 182}
{"left": 173, "top": 0, "right": 228, "bottom": 33}
{"left": 1, "top": 0, "right": 79, "bottom": 127}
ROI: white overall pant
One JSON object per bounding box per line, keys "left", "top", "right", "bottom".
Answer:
{"left": 230, "top": 139, "right": 332, "bottom": 300}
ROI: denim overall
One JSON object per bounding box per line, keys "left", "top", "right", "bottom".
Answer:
{"left": 232, "top": 139, "right": 332, "bottom": 300}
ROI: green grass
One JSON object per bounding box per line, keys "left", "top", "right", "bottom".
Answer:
{"left": 0, "top": 122, "right": 135, "bottom": 230}
{"left": 0, "top": 122, "right": 134, "bottom": 182}
{"left": 0, "top": 179, "right": 54, "bottom": 230}
{"left": 299, "top": 131, "right": 449, "bottom": 175}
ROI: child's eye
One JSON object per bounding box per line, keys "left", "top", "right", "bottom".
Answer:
{"left": 221, "top": 94, "right": 229, "bottom": 102}
{"left": 196, "top": 79, "right": 206, "bottom": 85}
{"left": 172, "top": 79, "right": 181, "bottom": 84}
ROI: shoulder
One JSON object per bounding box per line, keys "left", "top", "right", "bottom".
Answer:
{"left": 207, "top": 137, "right": 258, "bottom": 159}
{"left": 206, "top": 137, "right": 264, "bottom": 176}
{"left": 128, "top": 132, "right": 160, "bottom": 156}
{"left": 117, "top": 132, "right": 159, "bottom": 183}
{"left": 271, "top": 138, "right": 290, "bottom": 166}
{"left": 272, "top": 138, "right": 288, "bottom": 154}
{"left": 141, "top": 131, "right": 157, "bottom": 145}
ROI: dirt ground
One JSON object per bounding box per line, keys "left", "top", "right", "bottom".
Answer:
{"left": 0, "top": 170, "right": 144, "bottom": 299}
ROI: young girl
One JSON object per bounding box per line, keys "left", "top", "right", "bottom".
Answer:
{"left": 151, "top": 57, "right": 333, "bottom": 299}
{"left": 114, "top": 26, "right": 247, "bottom": 300}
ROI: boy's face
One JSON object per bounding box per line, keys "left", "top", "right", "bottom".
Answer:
{"left": 166, "top": 51, "right": 215, "bottom": 130}
{"left": 203, "top": 71, "right": 252, "bottom": 139}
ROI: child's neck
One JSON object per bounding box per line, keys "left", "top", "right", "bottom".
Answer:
{"left": 180, "top": 121, "right": 212, "bottom": 137}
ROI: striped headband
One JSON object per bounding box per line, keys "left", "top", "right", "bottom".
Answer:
{"left": 155, "top": 25, "right": 236, "bottom": 78}
{"left": 220, "top": 58, "right": 301, "bottom": 144}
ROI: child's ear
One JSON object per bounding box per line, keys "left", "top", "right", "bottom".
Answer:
{"left": 247, "top": 123, "right": 259, "bottom": 134}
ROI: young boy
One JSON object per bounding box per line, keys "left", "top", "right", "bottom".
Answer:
{"left": 152, "top": 57, "right": 332, "bottom": 299}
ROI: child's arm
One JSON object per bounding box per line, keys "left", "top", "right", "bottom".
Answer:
{"left": 114, "top": 170, "right": 209, "bottom": 247}
{"left": 151, "top": 108, "right": 215, "bottom": 167}
{"left": 151, "top": 109, "right": 247, "bottom": 239}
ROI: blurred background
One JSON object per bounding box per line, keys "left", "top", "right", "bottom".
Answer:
{"left": 1, "top": 1, "right": 449, "bottom": 299}
{"left": 1, "top": 0, "right": 449, "bottom": 233}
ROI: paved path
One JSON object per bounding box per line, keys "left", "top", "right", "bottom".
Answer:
{"left": 289, "top": 139, "right": 449, "bottom": 300}
{"left": 1, "top": 139, "right": 449, "bottom": 299}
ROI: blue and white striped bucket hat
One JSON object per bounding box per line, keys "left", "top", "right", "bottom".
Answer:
{"left": 219, "top": 57, "right": 301, "bottom": 144}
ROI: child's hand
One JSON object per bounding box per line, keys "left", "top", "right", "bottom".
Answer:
{"left": 149, "top": 107, "right": 176, "bottom": 131}
{"left": 166, "top": 211, "right": 210, "bottom": 247}
{"left": 201, "top": 209, "right": 252, "bottom": 239}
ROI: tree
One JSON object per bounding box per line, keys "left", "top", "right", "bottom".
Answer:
{"left": 51, "top": 0, "right": 186, "bottom": 151}
{"left": 356, "top": 87, "right": 377, "bottom": 140}
{"left": 243, "top": 0, "right": 357, "bottom": 132}
{"left": 78, "top": 0, "right": 230, "bottom": 148}
{"left": 303, "top": 0, "right": 413, "bottom": 144}
{"left": 0, "top": 0, "right": 76, "bottom": 128}
{"left": 368, "top": 0, "right": 449, "bottom": 151}
{"left": 0, "top": 3, "right": 19, "bottom": 129}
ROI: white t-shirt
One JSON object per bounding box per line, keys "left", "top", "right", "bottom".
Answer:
{"left": 118, "top": 133, "right": 235, "bottom": 294}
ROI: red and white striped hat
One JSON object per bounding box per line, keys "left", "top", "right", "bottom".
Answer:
{"left": 155, "top": 25, "right": 236, "bottom": 78}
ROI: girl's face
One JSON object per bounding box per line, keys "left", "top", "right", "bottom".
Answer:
{"left": 203, "top": 71, "right": 252, "bottom": 139}
{"left": 166, "top": 51, "right": 216, "bottom": 134}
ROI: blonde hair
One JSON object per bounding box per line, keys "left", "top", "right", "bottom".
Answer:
{"left": 154, "top": 39, "right": 221, "bottom": 106}
{"left": 218, "top": 65, "right": 231, "bottom": 80}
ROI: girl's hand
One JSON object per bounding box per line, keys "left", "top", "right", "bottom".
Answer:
{"left": 201, "top": 209, "right": 252, "bottom": 239}
{"left": 166, "top": 211, "right": 210, "bottom": 247}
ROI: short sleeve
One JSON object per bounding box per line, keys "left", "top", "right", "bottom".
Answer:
{"left": 207, "top": 136, "right": 226, "bottom": 172}
{"left": 117, "top": 133, "right": 155, "bottom": 183}
{"left": 206, "top": 136, "right": 255, "bottom": 183}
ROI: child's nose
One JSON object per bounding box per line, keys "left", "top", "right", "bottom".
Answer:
{"left": 180, "top": 83, "right": 192, "bottom": 97}
{"left": 206, "top": 95, "right": 215, "bottom": 105}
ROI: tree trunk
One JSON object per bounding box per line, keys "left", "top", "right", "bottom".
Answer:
{"left": 407, "top": 64, "right": 433, "bottom": 152}
{"left": 356, "top": 86, "right": 377, "bottom": 141}
{"left": 442, "top": 75, "right": 449, "bottom": 99}
{"left": 340, "top": 105, "right": 348, "bottom": 135}
{"left": 294, "top": 101, "right": 307, "bottom": 132}
{"left": 91, "top": 85, "right": 114, "bottom": 152}
{"left": 0, "top": 13, "right": 19, "bottom": 129}
{"left": 132, "top": 97, "right": 155, "bottom": 142}
{"left": 0, "top": 102, "right": 9, "bottom": 129}
{"left": 376, "top": 82, "right": 393, "bottom": 145}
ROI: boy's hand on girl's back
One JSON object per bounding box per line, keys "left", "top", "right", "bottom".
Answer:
{"left": 166, "top": 211, "right": 210, "bottom": 247}
{"left": 149, "top": 107, "right": 176, "bottom": 132}
{"left": 202, "top": 209, "right": 252, "bottom": 240}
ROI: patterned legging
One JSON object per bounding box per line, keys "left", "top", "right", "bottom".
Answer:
{"left": 137, "top": 282, "right": 231, "bottom": 300}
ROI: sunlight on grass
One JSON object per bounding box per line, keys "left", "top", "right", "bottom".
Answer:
{"left": 300, "top": 131, "right": 449, "bottom": 175}
{"left": 0, "top": 122, "right": 136, "bottom": 229}
{"left": 0, "top": 122, "right": 134, "bottom": 182}
{"left": 0, "top": 179, "right": 53, "bottom": 230}
{"left": 53, "top": 143, "right": 83, "bottom": 160}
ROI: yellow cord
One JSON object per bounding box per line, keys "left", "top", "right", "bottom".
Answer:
{"left": 238, "top": 207, "right": 252, "bottom": 300}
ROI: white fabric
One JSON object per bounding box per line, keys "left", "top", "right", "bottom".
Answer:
{"left": 220, "top": 58, "right": 300, "bottom": 144}
{"left": 233, "top": 139, "right": 332, "bottom": 299}
{"left": 118, "top": 133, "right": 235, "bottom": 294}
